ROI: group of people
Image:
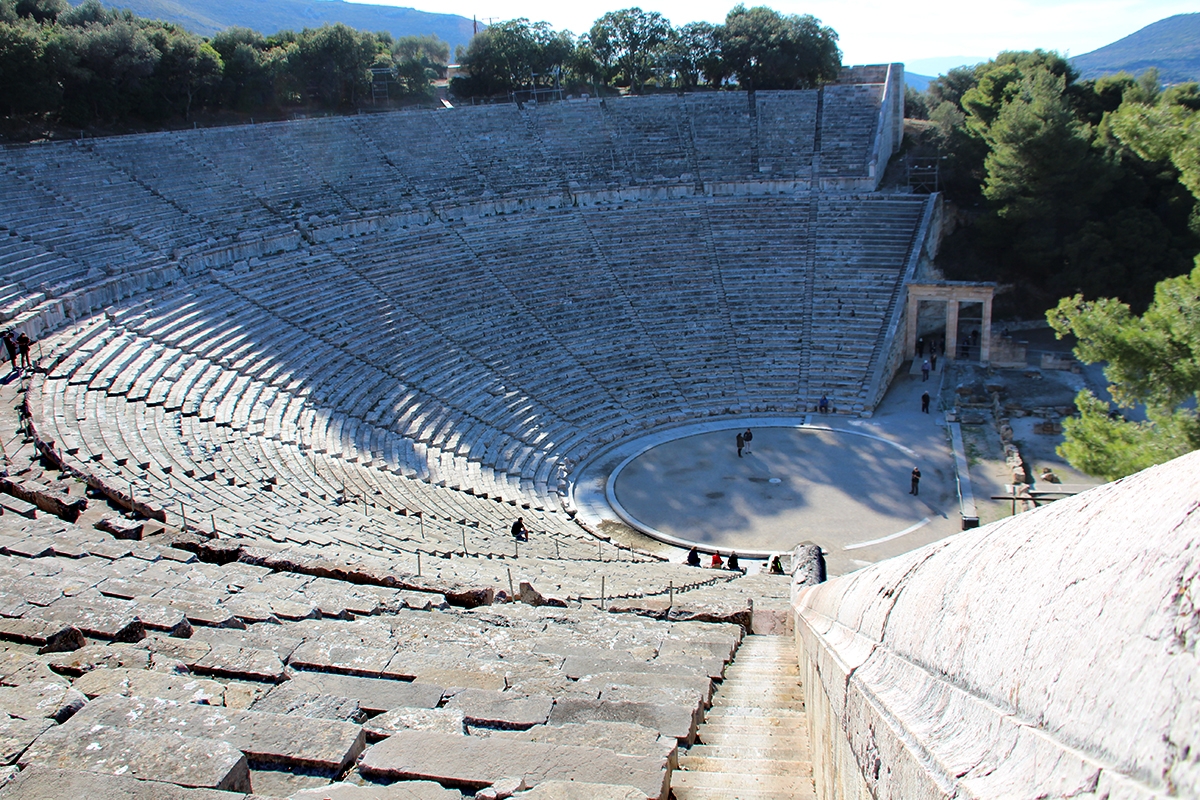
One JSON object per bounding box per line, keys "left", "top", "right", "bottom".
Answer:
{"left": 2, "top": 331, "right": 33, "bottom": 373}
{"left": 686, "top": 547, "right": 787, "bottom": 574}
{"left": 686, "top": 546, "right": 743, "bottom": 572}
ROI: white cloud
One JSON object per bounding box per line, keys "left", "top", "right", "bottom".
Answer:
{"left": 358, "top": 0, "right": 1194, "bottom": 67}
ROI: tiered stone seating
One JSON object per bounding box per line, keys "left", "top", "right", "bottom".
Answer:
{"left": 818, "top": 83, "right": 885, "bottom": 180}
{"left": 807, "top": 195, "right": 922, "bottom": 409}
{"left": 0, "top": 510, "right": 764, "bottom": 797}
{"left": 755, "top": 91, "right": 819, "bottom": 180}
{"left": 24, "top": 189, "right": 928, "bottom": 526}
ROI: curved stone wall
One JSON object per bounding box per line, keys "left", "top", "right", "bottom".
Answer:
{"left": 794, "top": 449, "right": 1200, "bottom": 798}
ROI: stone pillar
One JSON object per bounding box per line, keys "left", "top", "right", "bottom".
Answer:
{"left": 945, "top": 299, "right": 959, "bottom": 361}
{"left": 979, "top": 294, "right": 993, "bottom": 365}
{"left": 905, "top": 291, "right": 920, "bottom": 358}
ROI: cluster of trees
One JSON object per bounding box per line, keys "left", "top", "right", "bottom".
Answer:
{"left": 450, "top": 5, "right": 841, "bottom": 98}
{"left": 0, "top": 0, "right": 449, "bottom": 125}
{"left": 911, "top": 54, "right": 1200, "bottom": 477}
{"left": 909, "top": 52, "right": 1200, "bottom": 316}
{"left": 907, "top": 52, "right": 1200, "bottom": 316}
{"left": 1049, "top": 99, "right": 1200, "bottom": 480}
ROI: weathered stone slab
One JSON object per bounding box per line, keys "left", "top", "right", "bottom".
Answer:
{"left": 0, "top": 538, "right": 52, "bottom": 559}
{"left": 138, "top": 634, "right": 212, "bottom": 663}
{"left": 283, "top": 670, "right": 444, "bottom": 714}
{"left": 250, "top": 685, "right": 364, "bottom": 723}
{"left": 532, "top": 639, "right": 657, "bottom": 663}
{"left": 71, "top": 667, "right": 226, "bottom": 705}
{"left": 73, "top": 695, "right": 366, "bottom": 773}
{"left": 0, "top": 682, "right": 86, "bottom": 722}
{"left": 363, "top": 706, "right": 465, "bottom": 740}
{"left": 192, "top": 644, "right": 286, "bottom": 682}
{"left": 0, "top": 478, "right": 86, "bottom": 522}
{"left": 45, "top": 642, "right": 151, "bottom": 675}
{"left": 0, "top": 650, "right": 65, "bottom": 686}
{"left": 514, "top": 781, "right": 646, "bottom": 800}
{"left": 499, "top": 721, "right": 677, "bottom": 765}
{"left": 189, "top": 624, "right": 303, "bottom": 661}
{"left": 562, "top": 654, "right": 723, "bottom": 682}
{"left": 0, "top": 618, "right": 84, "bottom": 653}
{"left": 288, "top": 779, "right": 463, "bottom": 799}
{"left": 129, "top": 600, "right": 193, "bottom": 638}
{"left": 444, "top": 688, "right": 553, "bottom": 730}
{"left": 575, "top": 671, "right": 713, "bottom": 705}
{"left": 40, "top": 595, "right": 144, "bottom": 642}
{"left": 95, "top": 577, "right": 163, "bottom": 600}
{"left": 288, "top": 640, "right": 393, "bottom": 677}
{"left": 0, "top": 714, "right": 54, "bottom": 764}
{"left": 0, "top": 575, "right": 63, "bottom": 607}
{"left": 219, "top": 595, "right": 280, "bottom": 625}
{"left": 19, "top": 725, "right": 250, "bottom": 792}
{"left": 548, "top": 698, "right": 699, "bottom": 745}
{"left": 0, "top": 765, "right": 253, "bottom": 799}
{"left": 358, "top": 731, "right": 670, "bottom": 799}
{"left": 95, "top": 516, "right": 145, "bottom": 540}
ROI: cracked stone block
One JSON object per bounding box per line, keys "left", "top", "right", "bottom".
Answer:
{"left": 444, "top": 688, "right": 553, "bottom": 730}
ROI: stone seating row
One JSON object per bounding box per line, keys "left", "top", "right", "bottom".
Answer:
{"left": 0, "top": 512, "right": 768, "bottom": 798}
{"left": 33, "top": 369, "right": 610, "bottom": 562}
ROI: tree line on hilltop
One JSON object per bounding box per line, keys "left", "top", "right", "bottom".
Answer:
{"left": 907, "top": 52, "right": 1200, "bottom": 478}
{"left": 450, "top": 5, "right": 840, "bottom": 98}
{"left": 0, "top": 0, "right": 840, "bottom": 128}
{"left": 0, "top": 0, "right": 449, "bottom": 125}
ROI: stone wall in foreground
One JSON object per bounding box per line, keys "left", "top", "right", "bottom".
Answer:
{"left": 794, "top": 449, "right": 1200, "bottom": 799}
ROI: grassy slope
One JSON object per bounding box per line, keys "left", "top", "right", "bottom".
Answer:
{"left": 71, "top": 0, "right": 479, "bottom": 50}
{"left": 1071, "top": 13, "right": 1200, "bottom": 84}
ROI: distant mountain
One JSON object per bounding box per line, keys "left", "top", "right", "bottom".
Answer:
{"left": 1072, "top": 13, "right": 1200, "bottom": 84}
{"left": 905, "top": 73, "right": 933, "bottom": 92}
{"left": 71, "top": 0, "right": 480, "bottom": 51}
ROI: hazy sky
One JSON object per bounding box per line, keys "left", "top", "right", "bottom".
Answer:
{"left": 358, "top": 0, "right": 1194, "bottom": 70}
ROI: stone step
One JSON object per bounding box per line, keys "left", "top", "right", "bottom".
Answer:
{"left": 693, "top": 732, "right": 810, "bottom": 749}
{"left": 686, "top": 743, "right": 809, "bottom": 760}
{"left": 678, "top": 755, "right": 813, "bottom": 776}
{"left": 670, "top": 771, "right": 817, "bottom": 798}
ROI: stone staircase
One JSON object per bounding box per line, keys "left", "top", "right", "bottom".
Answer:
{"left": 672, "top": 634, "right": 815, "bottom": 799}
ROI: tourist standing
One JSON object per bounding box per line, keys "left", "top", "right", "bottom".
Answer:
{"left": 16, "top": 333, "right": 32, "bottom": 369}
{"left": 921, "top": 392, "right": 930, "bottom": 413}
{"left": 2, "top": 332, "right": 15, "bottom": 372}
{"left": 910, "top": 467, "right": 921, "bottom": 496}
{"left": 736, "top": 432, "right": 745, "bottom": 458}
{"left": 921, "top": 360, "right": 930, "bottom": 381}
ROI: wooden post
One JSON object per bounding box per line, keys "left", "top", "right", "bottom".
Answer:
{"left": 514, "top": 537, "right": 519, "bottom": 558}
{"left": 600, "top": 576, "right": 606, "bottom": 610}
{"left": 461, "top": 526, "right": 467, "bottom": 554}
{"left": 180, "top": 500, "right": 187, "bottom": 532}
{"left": 669, "top": 581, "right": 673, "bottom": 607}
{"left": 554, "top": 538, "right": 560, "bottom": 559}
{"left": 419, "top": 513, "right": 425, "bottom": 540}
{"left": 417, "top": 551, "right": 422, "bottom": 576}
{"left": 211, "top": 513, "right": 217, "bottom": 536}
{"left": 507, "top": 568, "right": 515, "bottom": 600}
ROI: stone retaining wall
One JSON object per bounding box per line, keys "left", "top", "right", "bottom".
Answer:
{"left": 792, "top": 449, "right": 1200, "bottom": 799}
